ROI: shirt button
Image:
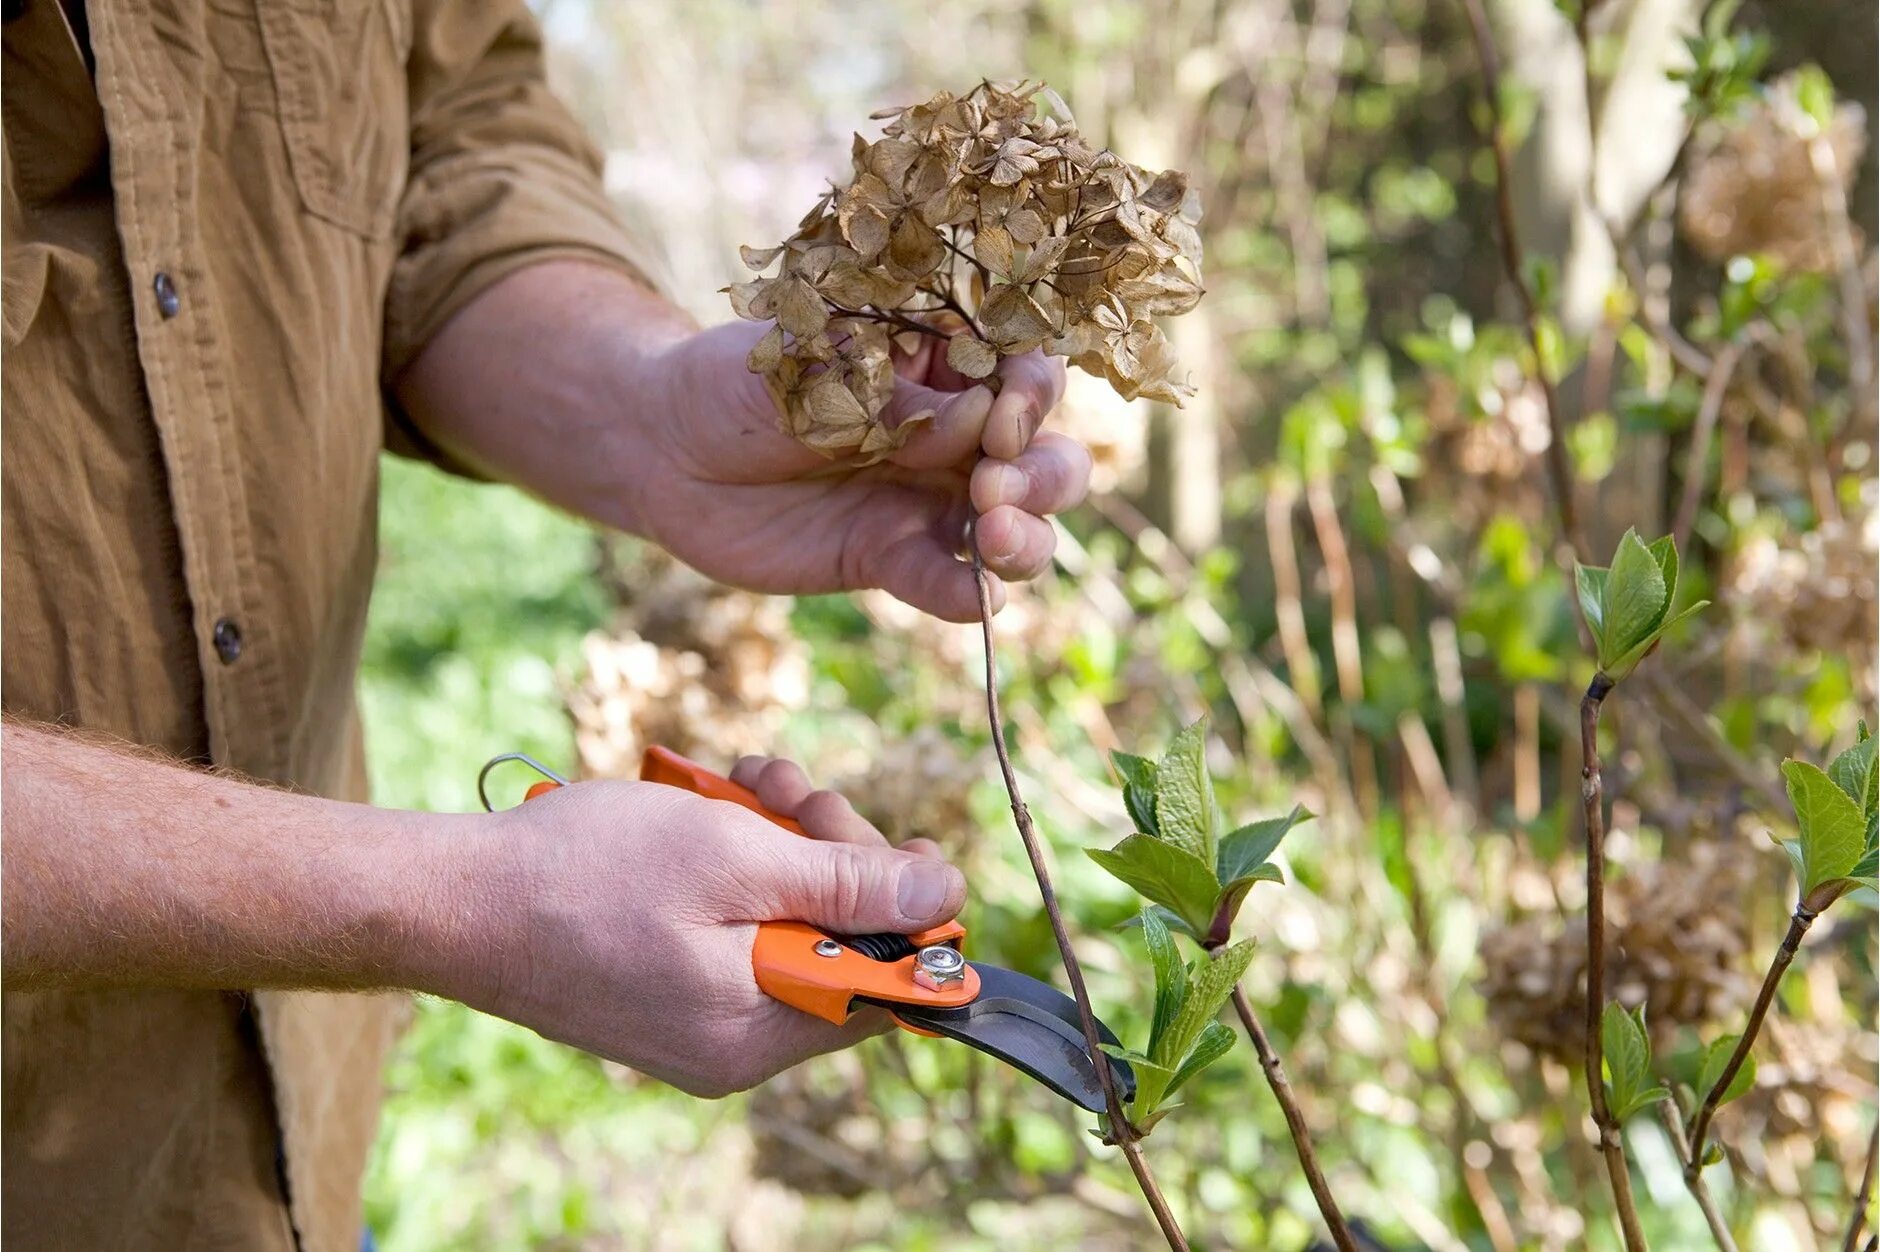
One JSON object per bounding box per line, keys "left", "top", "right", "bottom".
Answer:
{"left": 212, "top": 618, "right": 244, "bottom": 665}
{"left": 153, "top": 271, "right": 181, "bottom": 319}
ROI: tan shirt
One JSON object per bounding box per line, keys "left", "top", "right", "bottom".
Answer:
{"left": 2, "top": 1, "right": 650, "bottom": 1247}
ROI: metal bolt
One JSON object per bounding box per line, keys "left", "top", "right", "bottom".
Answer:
{"left": 813, "top": 939, "right": 843, "bottom": 958}
{"left": 913, "top": 944, "right": 966, "bottom": 992}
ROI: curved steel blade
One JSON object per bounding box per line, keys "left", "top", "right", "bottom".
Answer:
{"left": 867, "top": 962, "right": 1137, "bottom": 1113}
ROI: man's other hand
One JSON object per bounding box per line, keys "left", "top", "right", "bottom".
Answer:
{"left": 432, "top": 757, "right": 967, "bottom": 1098}
{"left": 637, "top": 319, "right": 1091, "bottom": 623}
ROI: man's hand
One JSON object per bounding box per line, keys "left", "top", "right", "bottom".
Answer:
{"left": 634, "top": 320, "right": 1089, "bottom": 622}
{"left": 4, "top": 725, "right": 966, "bottom": 1100}
{"left": 394, "top": 262, "right": 1093, "bottom": 622}
{"left": 441, "top": 755, "right": 965, "bottom": 1097}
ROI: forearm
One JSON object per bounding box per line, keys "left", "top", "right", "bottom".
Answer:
{"left": 1, "top": 723, "right": 494, "bottom": 994}
{"left": 390, "top": 259, "right": 697, "bottom": 537}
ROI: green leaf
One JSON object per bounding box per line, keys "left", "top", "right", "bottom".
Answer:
{"left": 1216, "top": 805, "right": 1309, "bottom": 884}
{"left": 1087, "top": 835, "right": 1221, "bottom": 937}
{"left": 1140, "top": 908, "right": 1188, "bottom": 1050}
{"left": 1646, "top": 534, "right": 1680, "bottom": 600}
{"left": 1696, "top": 1035, "right": 1756, "bottom": 1106}
{"left": 1110, "top": 1048, "right": 1178, "bottom": 1117}
{"left": 1111, "top": 751, "right": 1161, "bottom": 837}
{"left": 1110, "top": 750, "right": 1157, "bottom": 792}
{"left": 1600, "top": 1001, "right": 1661, "bottom": 1121}
{"left": 1154, "top": 718, "right": 1219, "bottom": 865}
{"left": 1154, "top": 941, "right": 1255, "bottom": 1074}
{"left": 1795, "top": 63, "right": 1835, "bottom": 132}
{"left": 1164, "top": 1021, "right": 1236, "bottom": 1101}
{"left": 1602, "top": 528, "right": 1670, "bottom": 664}
{"left": 1784, "top": 759, "right": 1867, "bottom": 891}
{"left": 1605, "top": 600, "right": 1708, "bottom": 680}
{"left": 1829, "top": 734, "right": 1877, "bottom": 817}
{"left": 1850, "top": 845, "right": 1879, "bottom": 886}
{"left": 1774, "top": 835, "right": 1808, "bottom": 886}
{"left": 1576, "top": 562, "right": 1608, "bottom": 641}
{"left": 1613, "top": 1083, "right": 1670, "bottom": 1122}
{"left": 1601, "top": 1001, "right": 1648, "bottom": 1094}
{"left": 1120, "top": 904, "right": 1200, "bottom": 941}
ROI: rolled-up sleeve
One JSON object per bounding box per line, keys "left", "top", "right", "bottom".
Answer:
{"left": 381, "top": 0, "right": 664, "bottom": 384}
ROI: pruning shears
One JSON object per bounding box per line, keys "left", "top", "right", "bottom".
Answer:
{"left": 477, "top": 746, "right": 1136, "bottom": 1113}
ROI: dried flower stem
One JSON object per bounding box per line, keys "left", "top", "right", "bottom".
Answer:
{"left": 1844, "top": 1124, "right": 1879, "bottom": 1252}
{"left": 1579, "top": 672, "right": 1650, "bottom": 1251}
{"left": 1686, "top": 903, "right": 1821, "bottom": 1180}
{"left": 1458, "top": 0, "right": 1587, "bottom": 563}
{"left": 967, "top": 524, "right": 1187, "bottom": 1252}
{"left": 1226, "top": 982, "right": 1359, "bottom": 1252}
{"left": 1658, "top": 1099, "right": 1740, "bottom": 1252}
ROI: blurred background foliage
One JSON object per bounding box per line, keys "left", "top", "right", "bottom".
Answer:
{"left": 361, "top": 0, "right": 1877, "bottom": 1247}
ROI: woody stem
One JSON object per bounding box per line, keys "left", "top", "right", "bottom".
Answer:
{"left": 1581, "top": 674, "right": 1650, "bottom": 1251}
{"left": 967, "top": 522, "right": 1186, "bottom": 1251}
{"left": 1686, "top": 904, "right": 1819, "bottom": 1178}
{"left": 1224, "top": 982, "right": 1358, "bottom": 1252}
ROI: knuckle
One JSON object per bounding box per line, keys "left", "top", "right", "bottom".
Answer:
{"left": 822, "top": 844, "right": 871, "bottom": 918}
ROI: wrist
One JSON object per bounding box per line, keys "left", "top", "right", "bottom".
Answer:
{"left": 375, "top": 807, "right": 533, "bottom": 1004}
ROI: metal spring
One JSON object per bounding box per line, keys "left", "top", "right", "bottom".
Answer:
{"left": 842, "top": 931, "right": 917, "bottom": 962}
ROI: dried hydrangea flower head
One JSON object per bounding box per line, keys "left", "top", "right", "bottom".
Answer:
{"left": 727, "top": 80, "right": 1205, "bottom": 461}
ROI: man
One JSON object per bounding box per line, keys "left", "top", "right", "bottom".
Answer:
{"left": 1, "top": 3, "right": 1091, "bottom": 1248}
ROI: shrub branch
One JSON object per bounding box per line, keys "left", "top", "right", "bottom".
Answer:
{"left": 1845, "top": 1124, "right": 1879, "bottom": 1252}
{"left": 968, "top": 524, "right": 1187, "bottom": 1252}
{"left": 1580, "top": 673, "right": 1650, "bottom": 1251}
{"left": 1686, "top": 902, "right": 1821, "bottom": 1178}
{"left": 1659, "top": 1099, "right": 1740, "bottom": 1252}
{"left": 1223, "top": 981, "right": 1358, "bottom": 1252}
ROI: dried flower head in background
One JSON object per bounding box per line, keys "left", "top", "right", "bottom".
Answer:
{"left": 1479, "top": 840, "right": 1759, "bottom": 1061}
{"left": 1681, "top": 71, "right": 1868, "bottom": 271}
{"left": 727, "top": 80, "right": 1204, "bottom": 461}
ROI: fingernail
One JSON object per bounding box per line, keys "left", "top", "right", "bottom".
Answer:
{"left": 897, "top": 860, "right": 951, "bottom": 923}
{"left": 990, "top": 463, "right": 1025, "bottom": 507}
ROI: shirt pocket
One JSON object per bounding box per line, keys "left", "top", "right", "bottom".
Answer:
{"left": 256, "top": 0, "right": 411, "bottom": 239}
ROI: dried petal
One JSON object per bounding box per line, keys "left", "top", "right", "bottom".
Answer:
{"left": 1014, "top": 234, "right": 1073, "bottom": 284}
{"left": 739, "top": 244, "right": 785, "bottom": 272}
{"left": 770, "top": 275, "right": 829, "bottom": 339}
{"left": 798, "top": 373, "right": 873, "bottom": 452}
{"left": 973, "top": 224, "right": 1016, "bottom": 276}
{"left": 980, "top": 283, "right": 1056, "bottom": 353}
{"left": 947, "top": 334, "right": 999, "bottom": 379}
{"left": 1005, "top": 207, "right": 1047, "bottom": 245}
{"left": 886, "top": 215, "right": 945, "bottom": 280}
{"left": 725, "top": 277, "right": 774, "bottom": 322}
{"left": 746, "top": 325, "right": 784, "bottom": 373}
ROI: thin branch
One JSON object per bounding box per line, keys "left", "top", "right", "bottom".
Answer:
{"left": 1844, "top": 1124, "right": 1879, "bottom": 1252}
{"left": 1659, "top": 1100, "right": 1741, "bottom": 1252}
{"left": 1580, "top": 673, "right": 1650, "bottom": 1251}
{"left": 1226, "top": 983, "right": 1359, "bottom": 1252}
{"left": 967, "top": 526, "right": 1187, "bottom": 1252}
{"left": 1686, "top": 903, "right": 1821, "bottom": 1179}
{"left": 1458, "top": 0, "right": 1587, "bottom": 562}
{"left": 1672, "top": 340, "right": 1746, "bottom": 553}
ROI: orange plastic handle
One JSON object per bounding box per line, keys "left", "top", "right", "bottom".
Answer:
{"left": 636, "top": 745, "right": 975, "bottom": 1025}
{"left": 639, "top": 745, "right": 808, "bottom": 836}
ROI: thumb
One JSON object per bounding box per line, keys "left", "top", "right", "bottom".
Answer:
{"left": 760, "top": 836, "right": 967, "bottom": 934}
